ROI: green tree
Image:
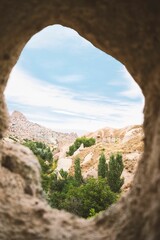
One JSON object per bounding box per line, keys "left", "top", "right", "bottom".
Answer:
{"left": 23, "top": 140, "right": 53, "bottom": 162}
{"left": 41, "top": 172, "right": 55, "bottom": 194}
{"left": 24, "top": 139, "right": 121, "bottom": 218}
{"left": 64, "top": 178, "right": 117, "bottom": 218}
{"left": 23, "top": 140, "right": 54, "bottom": 194}
{"left": 107, "top": 153, "right": 124, "bottom": 193}
{"left": 67, "top": 145, "right": 76, "bottom": 156}
{"left": 67, "top": 137, "right": 96, "bottom": 156}
{"left": 59, "top": 169, "right": 68, "bottom": 180}
{"left": 49, "top": 174, "right": 78, "bottom": 209}
{"left": 89, "top": 208, "right": 96, "bottom": 218}
{"left": 98, "top": 152, "right": 108, "bottom": 178}
{"left": 74, "top": 157, "right": 83, "bottom": 184}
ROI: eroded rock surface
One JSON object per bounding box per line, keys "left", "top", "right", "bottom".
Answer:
{"left": 0, "top": 142, "right": 89, "bottom": 240}
{"left": 7, "top": 111, "right": 77, "bottom": 147}
{"left": 68, "top": 125, "right": 143, "bottom": 192}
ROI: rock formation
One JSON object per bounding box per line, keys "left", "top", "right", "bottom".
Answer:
{"left": 6, "top": 110, "right": 77, "bottom": 149}
{"left": 0, "top": 1, "right": 160, "bottom": 239}
{"left": 68, "top": 125, "right": 143, "bottom": 192}
{"left": 7, "top": 114, "right": 143, "bottom": 193}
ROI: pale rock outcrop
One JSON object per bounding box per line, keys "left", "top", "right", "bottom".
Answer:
{"left": 122, "top": 127, "right": 143, "bottom": 144}
{"left": 73, "top": 143, "right": 84, "bottom": 156}
{"left": 81, "top": 152, "right": 93, "bottom": 165}
{"left": 56, "top": 157, "right": 73, "bottom": 172}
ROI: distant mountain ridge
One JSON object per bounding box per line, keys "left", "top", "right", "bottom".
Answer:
{"left": 6, "top": 111, "right": 77, "bottom": 148}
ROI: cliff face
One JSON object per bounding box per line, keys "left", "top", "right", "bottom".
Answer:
{"left": 6, "top": 111, "right": 77, "bottom": 148}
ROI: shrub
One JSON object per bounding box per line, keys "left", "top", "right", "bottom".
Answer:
{"left": 23, "top": 140, "right": 54, "bottom": 194}
{"left": 23, "top": 140, "right": 53, "bottom": 162}
{"left": 67, "top": 137, "right": 95, "bottom": 156}
{"left": 63, "top": 177, "right": 117, "bottom": 218}
{"left": 48, "top": 162, "right": 117, "bottom": 218}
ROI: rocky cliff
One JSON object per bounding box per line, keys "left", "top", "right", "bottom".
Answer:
{"left": 6, "top": 111, "right": 77, "bottom": 149}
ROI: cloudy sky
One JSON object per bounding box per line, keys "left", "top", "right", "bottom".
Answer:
{"left": 5, "top": 25, "right": 144, "bottom": 135}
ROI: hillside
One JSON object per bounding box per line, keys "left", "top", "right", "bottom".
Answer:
{"left": 62, "top": 125, "right": 144, "bottom": 193}
{"left": 5, "top": 111, "right": 77, "bottom": 150}
{"left": 5, "top": 111, "right": 144, "bottom": 193}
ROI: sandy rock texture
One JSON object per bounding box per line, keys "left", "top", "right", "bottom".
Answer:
{"left": 68, "top": 125, "right": 143, "bottom": 192}
{"left": 7, "top": 111, "right": 77, "bottom": 148}
{"left": 0, "top": 1, "right": 160, "bottom": 239}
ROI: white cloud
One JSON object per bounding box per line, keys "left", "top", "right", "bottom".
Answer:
{"left": 26, "top": 25, "right": 92, "bottom": 50}
{"left": 120, "top": 66, "right": 144, "bottom": 99}
{"left": 5, "top": 66, "right": 144, "bottom": 133}
{"left": 54, "top": 74, "right": 84, "bottom": 83}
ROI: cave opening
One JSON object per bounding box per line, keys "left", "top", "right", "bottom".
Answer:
{"left": 4, "top": 24, "right": 144, "bottom": 219}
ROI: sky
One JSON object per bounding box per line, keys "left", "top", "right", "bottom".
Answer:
{"left": 5, "top": 25, "right": 144, "bottom": 135}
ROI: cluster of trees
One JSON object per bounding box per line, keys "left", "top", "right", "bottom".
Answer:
{"left": 23, "top": 140, "right": 53, "bottom": 162}
{"left": 98, "top": 152, "right": 124, "bottom": 193}
{"left": 24, "top": 140, "right": 124, "bottom": 218}
{"left": 66, "top": 137, "right": 96, "bottom": 156}
{"left": 23, "top": 140, "right": 55, "bottom": 191}
{"left": 48, "top": 157, "right": 117, "bottom": 218}
{"left": 48, "top": 153, "right": 123, "bottom": 218}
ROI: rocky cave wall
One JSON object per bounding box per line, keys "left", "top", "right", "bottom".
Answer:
{"left": 0, "top": 1, "right": 160, "bottom": 239}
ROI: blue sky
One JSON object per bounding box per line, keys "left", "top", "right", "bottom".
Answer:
{"left": 5, "top": 25, "right": 144, "bottom": 134}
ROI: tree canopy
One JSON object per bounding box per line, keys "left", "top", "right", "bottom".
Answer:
{"left": 24, "top": 140, "right": 124, "bottom": 218}
{"left": 107, "top": 153, "right": 124, "bottom": 193}
{"left": 98, "top": 152, "right": 108, "bottom": 178}
{"left": 67, "top": 137, "right": 96, "bottom": 156}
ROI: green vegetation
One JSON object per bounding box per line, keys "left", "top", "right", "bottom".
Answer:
{"left": 24, "top": 139, "right": 124, "bottom": 218}
{"left": 66, "top": 136, "right": 96, "bottom": 156}
{"left": 48, "top": 171, "right": 117, "bottom": 218}
{"left": 48, "top": 153, "right": 123, "bottom": 218}
{"left": 23, "top": 140, "right": 53, "bottom": 162}
{"left": 107, "top": 153, "right": 124, "bottom": 193}
{"left": 23, "top": 139, "right": 55, "bottom": 192}
{"left": 59, "top": 177, "right": 117, "bottom": 218}
{"left": 98, "top": 152, "right": 108, "bottom": 178}
{"left": 74, "top": 157, "right": 83, "bottom": 184}
{"left": 9, "top": 136, "right": 18, "bottom": 142}
{"left": 97, "top": 152, "right": 124, "bottom": 193}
